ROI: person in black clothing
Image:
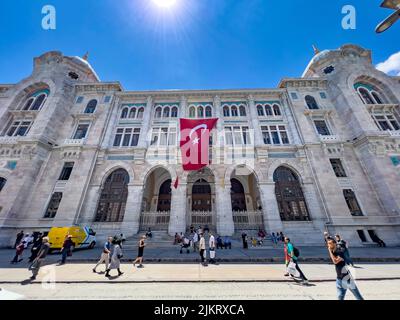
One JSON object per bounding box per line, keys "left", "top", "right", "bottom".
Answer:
{"left": 327, "top": 239, "right": 363, "bottom": 300}
{"left": 14, "top": 231, "right": 24, "bottom": 249}
{"left": 60, "top": 235, "right": 75, "bottom": 265}
{"left": 241, "top": 232, "right": 248, "bottom": 249}
{"left": 29, "top": 233, "right": 43, "bottom": 263}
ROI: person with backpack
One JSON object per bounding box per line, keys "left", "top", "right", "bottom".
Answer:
{"left": 284, "top": 237, "right": 308, "bottom": 285}
{"left": 335, "top": 234, "right": 354, "bottom": 267}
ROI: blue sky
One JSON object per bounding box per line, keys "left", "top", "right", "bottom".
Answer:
{"left": 0, "top": 0, "right": 398, "bottom": 90}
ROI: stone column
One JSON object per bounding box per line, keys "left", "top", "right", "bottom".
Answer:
{"left": 180, "top": 95, "right": 188, "bottom": 118}
{"left": 247, "top": 95, "right": 264, "bottom": 146}
{"left": 215, "top": 184, "right": 234, "bottom": 236}
{"left": 169, "top": 181, "right": 187, "bottom": 236}
{"left": 258, "top": 182, "right": 284, "bottom": 232}
{"left": 138, "top": 96, "right": 153, "bottom": 148}
{"left": 213, "top": 96, "right": 224, "bottom": 165}
{"left": 121, "top": 183, "right": 144, "bottom": 236}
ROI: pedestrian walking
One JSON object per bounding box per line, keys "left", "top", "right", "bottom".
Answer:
{"left": 279, "top": 232, "right": 284, "bottom": 242}
{"left": 284, "top": 237, "right": 308, "bottom": 285}
{"left": 93, "top": 237, "right": 113, "bottom": 273}
{"left": 11, "top": 241, "right": 26, "bottom": 264}
{"left": 241, "top": 232, "right": 248, "bottom": 249}
{"left": 283, "top": 241, "right": 291, "bottom": 277}
{"left": 60, "top": 235, "right": 75, "bottom": 265}
{"left": 14, "top": 230, "right": 24, "bottom": 249}
{"left": 209, "top": 232, "right": 216, "bottom": 264}
{"left": 271, "top": 232, "right": 278, "bottom": 245}
{"left": 22, "top": 233, "right": 33, "bottom": 248}
{"left": 199, "top": 233, "right": 206, "bottom": 266}
{"left": 29, "top": 237, "right": 50, "bottom": 280}
{"left": 133, "top": 236, "right": 146, "bottom": 268}
{"left": 192, "top": 231, "right": 199, "bottom": 252}
{"left": 105, "top": 239, "right": 124, "bottom": 277}
{"left": 335, "top": 234, "right": 354, "bottom": 267}
{"left": 327, "top": 238, "right": 364, "bottom": 300}
{"left": 29, "top": 233, "right": 43, "bottom": 263}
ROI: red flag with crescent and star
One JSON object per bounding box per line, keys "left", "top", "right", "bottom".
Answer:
{"left": 179, "top": 118, "right": 218, "bottom": 172}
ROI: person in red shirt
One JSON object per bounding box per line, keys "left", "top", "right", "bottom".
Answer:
{"left": 283, "top": 242, "right": 291, "bottom": 276}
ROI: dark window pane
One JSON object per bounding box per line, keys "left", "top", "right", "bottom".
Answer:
{"left": 44, "top": 192, "right": 63, "bottom": 219}
{"left": 59, "top": 162, "right": 74, "bottom": 181}
{"left": 330, "top": 159, "right": 347, "bottom": 177}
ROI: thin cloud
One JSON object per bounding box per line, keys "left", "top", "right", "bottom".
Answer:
{"left": 376, "top": 51, "right": 400, "bottom": 76}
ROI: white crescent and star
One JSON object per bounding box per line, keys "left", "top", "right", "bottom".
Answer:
{"left": 189, "top": 124, "right": 208, "bottom": 145}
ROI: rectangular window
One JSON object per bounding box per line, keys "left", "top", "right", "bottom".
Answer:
{"left": 290, "top": 92, "right": 298, "bottom": 100}
{"left": 104, "top": 96, "right": 111, "bottom": 103}
{"left": 224, "top": 126, "right": 251, "bottom": 146}
{"left": 343, "top": 189, "right": 363, "bottom": 216}
{"left": 150, "top": 127, "right": 176, "bottom": 147}
{"left": 330, "top": 159, "right": 347, "bottom": 177}
{"left": 314, "top": 120, "right": 331, "bottom": 136}
{"left": 372, "top": 114, "right": 400, "bottom": 131}
{"left": 319, "top": 92, "right": 327, "bottom": 99}
{"left": 357, "top": 230, "right": 367, "bottom": 242}
{"left": 261, "top": 125, "right": 290, "bottom": 145}
{"left": 58, "top": 162, "right": 74, "bottom": 181}
{"left": 73, "top": 123, "right": 90, "bottom": 139}
{"left": 5, "top": 120, "right": 33, "bottom": 137}
{"left": 113, "top": 127, "right": 140, "bottom": 147}
{"left": 76, "top": 96, "right": 84, "bottom": 104}
{"left": 44, "top": 192, "right": 63, "bottom": 219}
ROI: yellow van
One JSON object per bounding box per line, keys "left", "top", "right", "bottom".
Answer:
{"left": 48, "top": 226, "right": 96, "bottom": 251}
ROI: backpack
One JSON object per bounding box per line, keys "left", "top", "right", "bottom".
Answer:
{"left": 293, "top": 247, "right": 300, "bottom": 258}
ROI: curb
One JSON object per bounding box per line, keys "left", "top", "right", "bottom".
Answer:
{"left": 1, "top": 277, "right": 400, "bottom": 285}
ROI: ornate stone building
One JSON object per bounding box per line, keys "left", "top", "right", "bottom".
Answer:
{"left": 0, "top": 44, "right": 399, "bottom": 247}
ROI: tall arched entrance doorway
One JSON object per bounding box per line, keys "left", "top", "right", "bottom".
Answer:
{"left": 140, "top": 167, "right": 172, "bottom": 231}
{"left": 187, "top": 168, "right": 215, "bottom": 230}
{"left": 230, "top": 166, "right": 264, "bottom": 232}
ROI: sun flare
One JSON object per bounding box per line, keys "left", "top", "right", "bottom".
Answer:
{"left": 152, "top": 0, "right": 177, "bottom": 8}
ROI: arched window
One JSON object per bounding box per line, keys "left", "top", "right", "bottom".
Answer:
{"left": 157, "top": 179, "right": 172, "bottom": 212}
{"left": 171, "top": 107, "right": 178, "bottom": 118}
{"left": 230, "top": 178, "right": 247, "bottom": 211}
{"left": 189, "top": 106, "right": 196, "bottom": 118}
{"left": 84, "top": 99, "right": 97, "bottom": 114}
{"left": 231, "top": 106, "right": 238, "bottom": 117}
{"left": 273, "top": 104, "right": 281, "bottom": 115}
{"left": 155, "top": 107, "right": 162, "bottom": 118}
{"left": 129, "top": 107, "right": 137, "bottom": 118}
{"left": 265, "top": 105, "right": 273, "bottom": 116}
{"left": 163, "top": 107, "right": 170, "bottom": 118}
{"left": 273, "top": 166, "right": 310, "bottom": 221}
{"left": 371, "top": 92, "right": 383, "bottom": 104}
{"left": 22, "top": 97, "right": 35, "bottom": 111}
{"left": 305, "top": 95, "right": 319, "bottom": 110}
{"left": 223, "top": 106, "right": 230, "bottom": 117}
{"left": 95, "top": 169, "right": 129, "bottom": 222}
{"left": 197, "top": 106, "right": 204, "bottom": 118}
{"left": 257, "top": 105, "right": 264, "bottom": 116}
{"left": 121, "top": 107, "right": 129, "bottom": 119}
{"left": 205, "top": 106, "right": 212, "bottom": 118}
{"left": 0, "top": 177, "right": 6, "bottom": 192}
{"left": 239, "top": 105, "right": 246, "bottom": 117}
{"left": 30, "top": 94, "right": 47, "bottom": 111}
{"left": 137, "top": 107, "right": 144, "bottom": 119}
{"left": 358, "top": 88, "right": 375, "bottom": 104}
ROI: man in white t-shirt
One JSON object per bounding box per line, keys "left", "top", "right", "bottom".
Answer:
{"left": 192, "top": 232, "right": 199, "bottom": 252}
{"left": 209, "top": 232, "right": 216, "bottom": 264}
{"left": 199, "top": 234, "right": 206, "bottom": 266}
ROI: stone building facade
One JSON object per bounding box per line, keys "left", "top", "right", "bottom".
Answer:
{"left": 0, "top": 44, "right": 399, "bottom": 247}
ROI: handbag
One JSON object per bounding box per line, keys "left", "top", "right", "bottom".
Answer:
{"left": 287, "top": 261, "right": 300, "bottom": 278}
{"left": 210, "top": 249, "right": 216, "bottom": 259}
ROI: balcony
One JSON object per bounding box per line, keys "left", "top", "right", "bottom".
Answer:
{"left": 389, "top": 130, "right": 400, "bottom": 137}
{"left": 319, "top": 134, "right": 339, "bottom": 143}
{"left": 63, "top": 138, "right": 86, "bottom": 146}
{"left": 0, "top": 136, "right": 19, "bottom": 145}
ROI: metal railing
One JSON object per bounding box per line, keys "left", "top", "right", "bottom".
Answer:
{"left": 189, "top": 211, "right": 215, "bottom": 226}
{"left": 139, "top": 211, "right": 170, "bottom": 230}
{"left": 233, "top": 210, "right": 264, "bottom": 230}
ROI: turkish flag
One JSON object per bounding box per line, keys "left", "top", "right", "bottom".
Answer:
{"left": 179, "top": 118, "right": 218, "bottom": 171}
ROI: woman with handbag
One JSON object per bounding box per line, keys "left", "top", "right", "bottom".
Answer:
{"left": 105, "top": 239, "right": 124, "bottom": 277}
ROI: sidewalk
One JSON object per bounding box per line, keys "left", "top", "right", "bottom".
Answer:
{"left": 1, "top": 263, "right": 400, "bottom": 284}
{"left": 1, "top": 245, "right": 400, "bottom": 266}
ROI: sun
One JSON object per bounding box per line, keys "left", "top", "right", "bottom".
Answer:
{"left": 152, "top": 0, "right": 177, "bottom": 8}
